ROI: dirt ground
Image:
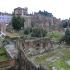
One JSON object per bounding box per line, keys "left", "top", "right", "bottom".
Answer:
{"left": 6, "top": 32, "right": 19, "bottom": 36}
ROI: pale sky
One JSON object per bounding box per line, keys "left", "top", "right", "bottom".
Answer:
{"left": 0, "top": 0, "right": 70, "bottom": 20}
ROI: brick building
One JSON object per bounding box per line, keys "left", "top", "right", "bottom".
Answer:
{"left": 14, "top": 7, "right": 31, "bottom": 28}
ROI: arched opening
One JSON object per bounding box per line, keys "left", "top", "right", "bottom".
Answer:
{"left": 36, "top": 44, "right": 40, "bottom": 50}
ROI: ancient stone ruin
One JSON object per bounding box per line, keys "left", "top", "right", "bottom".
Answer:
{"left": 0, "top": 36, "right": 53, "bottom": 70}
{"left": 14, "top": 37, "right": 53, "bottom": 55}
{"left": 14, "top": 37, "right": 52, "bottom": 70}
{"left": 0, "top": 22, "right": 6, "bottom": 34}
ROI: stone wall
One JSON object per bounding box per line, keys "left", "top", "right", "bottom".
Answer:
{"left": 14, "top": 37, "right": 53, "bottom": 55}
{"left": 17, "top": 47, "right": 49, "bottom": 70}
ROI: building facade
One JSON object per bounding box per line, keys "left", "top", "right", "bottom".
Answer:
{"left": 14, "top": 7, "right": 31, "bottom": 28}
{"left": 0, "top": 12, "right": 12, "bottom": 24}
{"left": 0, "top": 7, "right": 31, "bottom": 29}
{"left": 14, "top": 7, "right": 28, "bottom": 17}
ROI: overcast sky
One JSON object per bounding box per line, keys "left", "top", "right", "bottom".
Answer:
{"left": 0, "top": 0, "right": 70, "bottom": 20}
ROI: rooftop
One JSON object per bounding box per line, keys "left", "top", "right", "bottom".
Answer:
{"left": 14, "top": 7, "right": 28, "bottom": 10}
{"left": 0, "top": 12, "right": 12, "bottom": 16}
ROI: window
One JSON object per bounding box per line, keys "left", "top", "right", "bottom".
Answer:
{"left": 2, "top": 17, "right": 4, "bottom": 19}
{"left": 7, "top": 18, "right": 9, "bottom": 19}
{"left": 0, "top": 17, "right": 1, "bottom": 19}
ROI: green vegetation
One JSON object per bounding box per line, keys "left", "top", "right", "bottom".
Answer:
{"left": 0, "top": 47, "right": 5, "bottom": 52}
{"left": 52, "top": 49, "right": 70, "bottom": 70}
{"left": 30, "top": 28, "right": 32, "bottom": 33}
{"left": 63, "top": 22, "right": 70, "bottom": 28}
{"left": 0, "top": 47, "right": 9, "bottom": 61}
{"left": 12, "top": 15, "right": 25, "bottom": 31}
{"left": 24, "top": 27, "right": 32, "bottom": 35}
{"left": 28, "top": 54, "right": 32, "bottom": 57}
{"left": 33, "top": 52, "right": 56, "bottom": 65}
{"left": 47, "top": 32, "right": 64, "bottom": 42}
{"left": 24, "top": 28, "right": 30, "bottom": 35}
{"left": 14, "top": 35, "right": 23, "bottom": 36}
{"left": 60, "top": 28, "right": 70, "bottom": 44}
{"left": 52, "top": 60, "right": 70, "bottom": 70}
{"left": 31, "top": 24, "right": 47, "bottom": 38}
{"left": 33, "top": 49, "right": 70, "bottom": 70}
{"left": 29, "top": 10, "right": 53, "bottom": 17}
{"left": 6, "top": 28, "right": 13, "bottom": 33}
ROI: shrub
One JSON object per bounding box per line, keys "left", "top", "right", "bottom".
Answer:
{"left": 24, "top": 28, "right": 30, "bottom": 35}
{"left": 31, "top": 24, "right": 47, "bottom": 38}
{"left": 30, "top": 28, "right": 32, "bottom": 33}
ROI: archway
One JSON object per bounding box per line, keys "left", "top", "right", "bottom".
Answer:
{"left": 36, "top": 44, "right": 40, "bottom": 50}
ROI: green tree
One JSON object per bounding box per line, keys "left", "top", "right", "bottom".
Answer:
{"left": 31, "top": 24, "right": 47, "bottom": 38}
{"left": 63, "top": 22, "right": 68, "bottom": 28}
{"left": 12, "top": 15, "right": 25, "bottom": 31}
{"left": 63, "top": 22, "right": 70, "bottom": 28}
{"left": 31, "top": 23, "right": 34, "bottom": 27}
{"left": 30, "top": 28, "right": 32, "bottom": 33}
{"left": 60, "top": 28, "right": 70, "bottom": 44}
{"left": 24, "top": 28, "right": 30, "bottom": 35}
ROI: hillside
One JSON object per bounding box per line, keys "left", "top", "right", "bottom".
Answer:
{"left": 29, "top": 10, "right": 53, "bottom": 17}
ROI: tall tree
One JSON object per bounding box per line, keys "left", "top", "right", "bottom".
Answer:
{"left": 60, "top": 28, "right": 70, "bottom": 44}
{"left": 12, "top": 15, "right": 25, "bottom": 31}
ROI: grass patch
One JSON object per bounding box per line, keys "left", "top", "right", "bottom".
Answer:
{"left": 33, "top": 52, "right": 55, "bottom": 65}
{"left": 14, "top": 35, "right": 23, "bottom": 36}
{"left": 61, "top": 49, "right": 70, "bottom": 61}
{"left": 33, "top": 49, "right": 70, "bottom": 70}
{"left": 28, "top": 54, "right": 32, "bottom": 57}
{"left": 0, "top": 47, "right": 9, "bottom": 61}
{"left": 0, "top": 54, "right": 9, "bottom": 61}
{"left": 4, "top": 38, "right": 10, "bottom": 42}
{"left": 51, "top": 49, "right": 70, "bottom": 70}
{"left": 52, "top": 60, "right": 70, "bottom": 70}
{"left": 47, "top": 32, "right": 64, "bottom": 42}
{"left": 0, "top": 47, "right": 5, "bottom": 52}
